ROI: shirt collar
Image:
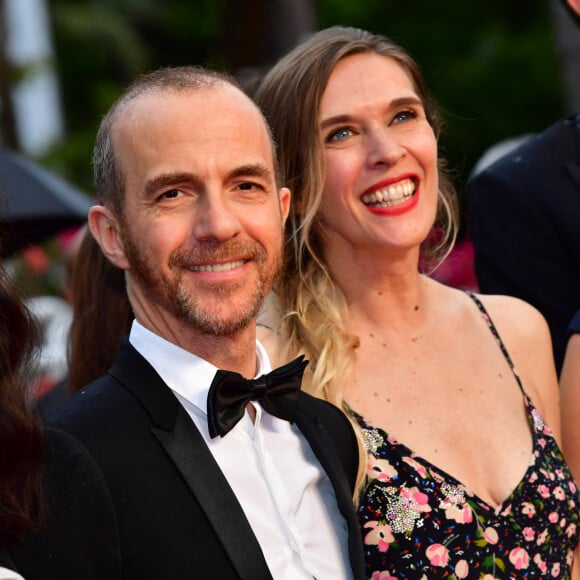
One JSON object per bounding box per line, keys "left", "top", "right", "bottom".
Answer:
{"left": 129, "top": 319, "right": 272, "bottom": 414}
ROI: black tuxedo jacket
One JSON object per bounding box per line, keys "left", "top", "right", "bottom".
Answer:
{"left": 0, "top": 549, "right": 18, "bottom": 572}
{"left": 11, "top": 340, "right": 365, "bottom": 580}
{"left": 466, "top": 114, "right": 580, "bottom": 374}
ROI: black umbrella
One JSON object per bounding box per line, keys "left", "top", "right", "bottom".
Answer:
{"left": 0, "top": 146, "right": 93, "bottom": 256}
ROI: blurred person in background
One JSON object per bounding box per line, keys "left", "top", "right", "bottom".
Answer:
{"left": 466, "top": 0, "right": 580, "bottom": 376}
{"left": 0, "top": 231, "right": 43, "bottom": 577}
{"left": 30, "top": 225, "right": 132, "bottom": 414}
{"left": 66, "top": 226, "right": 132, "bottom": 393}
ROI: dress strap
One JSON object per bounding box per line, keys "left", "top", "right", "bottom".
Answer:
{"left": 465, "top": 291, "right": 525, "bottom": 395}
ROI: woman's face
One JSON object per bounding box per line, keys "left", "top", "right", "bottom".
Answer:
{"left": 317, "top": 52, "right": 439, "bottom": 266}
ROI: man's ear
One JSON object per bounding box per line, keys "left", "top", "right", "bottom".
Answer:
{"left": 279, "top": 187, "right": 291, "bottom": 224}
{"left": 88, "top": 205, "right": 130, "bottom": 270}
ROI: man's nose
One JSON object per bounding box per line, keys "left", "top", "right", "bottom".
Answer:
{"left": 192, "top": 193, "right": 242, "bottom": 242}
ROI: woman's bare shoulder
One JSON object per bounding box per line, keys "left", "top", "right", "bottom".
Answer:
{"left": 474, "top": 291, "right": 542, "bottom": 317}
{"left": 472, "top": 293, "right": 550, "bottom": 340}
{"left": 472, "top": 292, "right": 559, "bottom": 434}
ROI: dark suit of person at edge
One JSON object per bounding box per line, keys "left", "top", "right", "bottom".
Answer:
{"left": 8, "top": 66, "right": 365, "bottom": 580}
{"left": 466, "top": 0, "right": 580, "bottom": 375}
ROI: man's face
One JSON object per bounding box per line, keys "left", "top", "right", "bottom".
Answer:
{"left": 105, "top": 85, "right": 289, "bottom": 338}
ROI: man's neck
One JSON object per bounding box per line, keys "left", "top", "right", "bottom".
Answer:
{"left": 184, "top": 329, "right": 259, "bottom": 378}
{"left": 135, "top": 316, "right": 259, "bottom": 378}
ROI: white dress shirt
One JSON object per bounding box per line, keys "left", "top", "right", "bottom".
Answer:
{"left": 130, "top": 320, "right": 352, "bottom": 580}
{"left": 0, "top": 568, "right": 24, "bottom": 580}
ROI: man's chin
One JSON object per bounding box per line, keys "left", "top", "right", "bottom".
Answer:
{"left": 176, "top": 300, "right": 262, "bottom": 337}
{"left": 187, "top": 316, "right": 256, "bottom": 337}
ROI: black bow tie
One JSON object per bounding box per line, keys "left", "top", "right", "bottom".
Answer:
{"left": 207, "top": 355, "right": 309, "bottom": 438}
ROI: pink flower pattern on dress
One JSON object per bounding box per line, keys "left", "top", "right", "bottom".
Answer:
{"left": 350, "top": 292, "right": 580, "bottom": 579}
{"left": 364, "top": 521, "right": 395, "bottom": 553}
{"left": 425, "top": 544, "right": 449, "bottom": 567}
{"left": 522, "top": 527, "right": 535, "bottom": 542}
{"left": 454, "top": 559, "right": 469, "bottom": 578}
{"left": 371, "top": 573, "right": 397, "bottom": 580}
{"left": 509, "top": 547, "right": 530, "bottom": 570}
{"left": 367, "top": 455, "right": 398, "bottom": 483}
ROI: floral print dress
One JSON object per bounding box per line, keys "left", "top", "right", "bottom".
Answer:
{"left": 351, "top": 293, "right": 580, "bottom": 579}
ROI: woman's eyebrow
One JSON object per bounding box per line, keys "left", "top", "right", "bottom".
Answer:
{"left": 320, "top": 96, "right": 424, "bottom": 130}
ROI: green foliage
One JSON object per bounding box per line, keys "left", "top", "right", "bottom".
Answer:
{"left": 3, "top": 0, "right": 566, "bottom": 296}
{"left": 44, "top": 0, "right": 563, "bottom": 200}
{"left": 45, "top": 0, "right": 225, "bottom": 189}
{"left": 318, "top": 0, "right": 564, "bottom": 195}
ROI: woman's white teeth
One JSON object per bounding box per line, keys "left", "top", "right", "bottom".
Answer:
{"left": 191, "top": 260, "right": 245, "bottom": 272}
{"left": 362, "top": 179, "right": 416, "bottom": 207}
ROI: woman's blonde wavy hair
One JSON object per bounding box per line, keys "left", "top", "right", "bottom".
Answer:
{"left": 254, "top": 27, "right": 458, "bottom": 476}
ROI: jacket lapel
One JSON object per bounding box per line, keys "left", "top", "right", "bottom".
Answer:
{"left": 292, "top": 395, "right": 366, "bottom": 580}
{"left": 109, "top": 341, "right": 272, "bottom": 580}
{"left": 152, "top": 412, "right": 272, "bottom": 580}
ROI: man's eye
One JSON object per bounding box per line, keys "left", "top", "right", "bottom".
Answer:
{"left": 237, "top": 182, "right": 263, "bottom": 192}
{"left": 162, "top": 189, "right": 181, "bottom": 199}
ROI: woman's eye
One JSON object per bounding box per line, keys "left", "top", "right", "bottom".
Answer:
{"left": 327, "top": 127, "right": 353, "bottom": 142}
{"left": 393, "top": 109, "right": 418, "bottom": 124}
